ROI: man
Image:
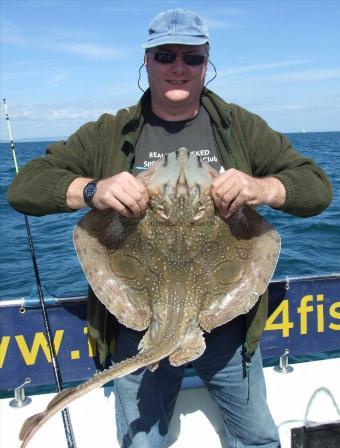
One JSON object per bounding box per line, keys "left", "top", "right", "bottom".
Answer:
{"left": 8, "top": 8, "right": 332, "bottom": 448}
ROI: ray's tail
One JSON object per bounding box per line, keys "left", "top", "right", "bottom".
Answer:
{"left": 19, "top": 343, "right": 176, "bottom": 448}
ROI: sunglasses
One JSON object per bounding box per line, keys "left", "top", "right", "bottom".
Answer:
{"left": 149, "top": 51, "right": 206, "bottom": 66}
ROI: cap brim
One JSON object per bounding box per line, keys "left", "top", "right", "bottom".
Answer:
{"left": 142, "top": 35, "right": 209, "bottom": 49}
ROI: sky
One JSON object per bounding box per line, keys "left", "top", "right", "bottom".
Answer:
{"left": 1, "top": 0, "right": 340, "bottom": 140}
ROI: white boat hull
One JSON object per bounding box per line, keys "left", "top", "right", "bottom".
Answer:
{"left": 2, "top": 357, "right": 340, "bottom": 448}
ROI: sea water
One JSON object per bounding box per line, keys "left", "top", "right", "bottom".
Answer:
{"left": 0, "top": 132, "right": 339, "bottom": 300}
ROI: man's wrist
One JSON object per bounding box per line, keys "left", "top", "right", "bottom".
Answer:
{"left": 66, "top": 177, "right": 94, "bottom": 210}
{"left": 259, "top": 177, "right": 286, "bottom": 208}
{"left": 83, "top": 180, "right": 99, "bottom": 208}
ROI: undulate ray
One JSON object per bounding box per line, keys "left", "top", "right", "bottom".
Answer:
{"left": 19, "top": 147, "right": 280, "bottom": 447}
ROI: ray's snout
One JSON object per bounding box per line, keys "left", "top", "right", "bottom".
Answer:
{"left": 175, "top": 167, "right": 190, "bottom": 199}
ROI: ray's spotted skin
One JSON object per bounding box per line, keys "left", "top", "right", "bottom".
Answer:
{"left": 19, "top": 148, "right": 280, "bottom": 447}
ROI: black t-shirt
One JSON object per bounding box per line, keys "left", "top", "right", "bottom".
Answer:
{"left": 132, "top": 106, "right": 223, "bottom": 174}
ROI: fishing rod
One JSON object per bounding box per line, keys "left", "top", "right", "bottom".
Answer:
{"left": 2, "top": 99, "right": 77, "bottom": 448}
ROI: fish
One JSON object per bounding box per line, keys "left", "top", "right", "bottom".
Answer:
{"left": 19, "top": 147, "right": 280, "bottom": 447}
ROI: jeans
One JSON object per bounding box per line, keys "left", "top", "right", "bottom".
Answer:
{"left": 112, "top": 316, "right": 280, "bottom": 448}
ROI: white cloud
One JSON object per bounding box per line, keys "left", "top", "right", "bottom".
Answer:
{"left": 1, "top": 69, "right": 47, "bottom": 81}
{"left": 56, "top": 42, "right": 124, "bottom": 60}
{"left": 200, "top": 7, "right": 248, "bottom": 30}
{"left": 0, "top": 19, "right": 26, "bottom": 45}
{"left": 218, "top": 60, "right": 310, "bottom": 77}
{"left": 201, "top": 14, "right": 246, "bottom": 30}
{"left": 99, "top": 5, "right": 155, "bottom": 13}
{"left": 255, "top": 104, "right": 307, "bottom": 112}
{"left": 47, "top": 109, "right": 96, "bottom": 121}
{"left": 203, "top": 17, "right": 246, "bottom": 30}
{"left": 48, "top": 70, "right": 69, "bottom": 85}
{"left": 1, "top": 19, "right": 126, "bottom": 61}
{"left": 2, "top": 66, "right": 69, "bottom": 85}
{"left": 257, "top": 68, "right": 340, "bottom": 83}
{"left": 8, "top": 103, "right": 117, "bottom": 122}
{"left": 216, "top": 8, "right": 248, "bottom": 16}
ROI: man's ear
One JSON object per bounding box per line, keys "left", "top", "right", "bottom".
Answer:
{"left": 144, "top": 52, "right": 148, "bottom": 67}
{"left": 204, "top": 58, "right": 209, "bottom": 74}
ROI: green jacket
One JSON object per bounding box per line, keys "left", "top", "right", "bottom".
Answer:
{"left": 8, "top": 88, "right": 332, "bottom": 361}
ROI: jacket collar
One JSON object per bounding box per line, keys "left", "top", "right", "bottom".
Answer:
{"left": 119, "top": 87, "right": 233, "bottom": 145}
{"left": 201, "top": 88, "right": 232, "bottom": 129}
{"left": 120, "top": 89, "right": 151, "bottom": 139}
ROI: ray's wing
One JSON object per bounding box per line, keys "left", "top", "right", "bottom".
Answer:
{"left": 199, "top": 206, "right": 280, "bottom": 332}
{"left": 74, "top": 209, "right": 152, "bottom": 331}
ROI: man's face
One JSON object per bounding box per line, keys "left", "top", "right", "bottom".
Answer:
{"left": 145, "top": 44, "right": 208, "bottom": 109}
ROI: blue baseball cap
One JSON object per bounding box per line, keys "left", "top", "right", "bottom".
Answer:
{"left": 142, "top": 9, "right": 209, "bottom": 49}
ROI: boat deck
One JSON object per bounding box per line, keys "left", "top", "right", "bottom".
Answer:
{"left": 2, "top": 357, "right": 340, "bottom": 447}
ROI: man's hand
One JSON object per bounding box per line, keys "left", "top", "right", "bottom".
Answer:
{"left": 67, "top": 172, "right": 149, "bottom": 217}
{"left": 93, "top": 172, "right": 149, "bottom": 217}
{"left": 211, "top": 169, "right": 286, "bottom": 219}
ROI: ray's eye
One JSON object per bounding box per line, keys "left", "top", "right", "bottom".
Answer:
{"left": 155, "top": 204, "right": 169, "bottom": 220}
{"left": 193, "top": 205, "right": 206, "bottom": 222}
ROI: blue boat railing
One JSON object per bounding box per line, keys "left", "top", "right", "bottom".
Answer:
{"left": 1, "top": 274, "right": 340, "bottom": 395}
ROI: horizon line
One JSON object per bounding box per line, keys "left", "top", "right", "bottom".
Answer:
{"left": 2, "top": 129, "right": 340, "bottom": 144}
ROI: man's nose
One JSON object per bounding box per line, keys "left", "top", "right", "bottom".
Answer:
{"left": 170, "top": 55, "right": 187, "bottom": 73}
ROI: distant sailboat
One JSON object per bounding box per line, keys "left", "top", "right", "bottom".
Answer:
{"left": 302, "top": 129, "right": 307, "bottom": 133}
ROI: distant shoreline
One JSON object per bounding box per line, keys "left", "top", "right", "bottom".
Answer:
{"left": 0, "top": 137, "right": 66, "bottom": 143}
{"left": 1, "top": 130, "right": 339, "bottom": 144}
